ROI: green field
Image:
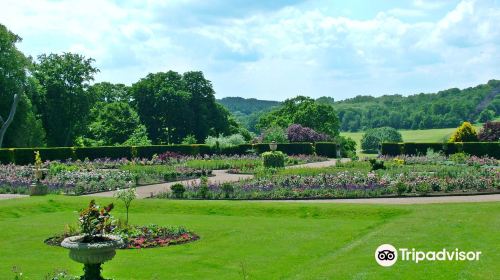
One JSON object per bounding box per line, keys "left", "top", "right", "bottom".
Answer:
{"left": 341, "top": 126, "right": 483, "bottom": 157}
{"left": 1, "top": 196, "right": 499, "bottom": 279}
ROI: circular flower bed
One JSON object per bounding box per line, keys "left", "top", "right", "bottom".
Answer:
{"left": 45, "top": 224, "right": 199, "bottom": 249}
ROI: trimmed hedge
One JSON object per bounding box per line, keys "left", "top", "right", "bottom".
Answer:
{"left": 278, "top": 143, "right": 314, "bottom": 155}
{"left": 403, "top": 143, "right": 446, "bottom": 156}
{"left": 135, "top": 145, "right": 212, "bottom": 159}
{"left": 0, "top": 142, "right": 338, "bottom": 165}
{"left": 462, "top": 142, "right": 500, "bottom": 158}
{"left": 219, "top": 144, "right": 254, "bottom": 155}
{"left": 381, "top": 142, "right": 500, "bottom": 159}
{"left": 75, "top": 146, "right": 132, "bottom": 161}
{"left": 380, "top": 143, "right": 402, "bottom": 156}
{"left": 0, "top": 149, "right": 14, "bottom": 164}
{"left": 315, "top": 142, "right": 338, "bottom": 158}
{"left": 254, "top": 143, "right": 314, "bottom": 155}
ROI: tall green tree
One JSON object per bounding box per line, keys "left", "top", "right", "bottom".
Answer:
{"left": 89, "top": 82, "right": 131, "bottom": 103}
{"left": 84, "top": 102, "right": 149, "bottom": 146}
{"left": 258, "top": 96, "right": 340, "bottom": 137}
{"left": 33, "top": 53, "right": 98, "bottom": 146}
{"left": 131, "top": 71, "right": 234, "bottom": 144}
{"left": 0, "top": 24, "right": 45, "bottom": 148}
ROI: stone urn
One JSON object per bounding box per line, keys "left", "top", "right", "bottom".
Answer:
{"left": 61, "top": 235, "right": 123, "bottom": 280}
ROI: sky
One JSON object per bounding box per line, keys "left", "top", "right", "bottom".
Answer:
{"left": 1, "top": 0, "right": 499, "bottom": 101}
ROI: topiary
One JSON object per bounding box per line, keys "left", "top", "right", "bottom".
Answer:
{"left": 262, "top": 151, "right": 286, "bottom": 168}
{"left": 449, "top": 122, "right": 478, "bottom": 142}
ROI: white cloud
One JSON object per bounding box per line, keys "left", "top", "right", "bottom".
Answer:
{"left": 0, "top": 0, "right": 498, "bottom": 100}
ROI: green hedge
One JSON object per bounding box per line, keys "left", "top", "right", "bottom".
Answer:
{"left": 278, "top": 143, "right": 314, "bottom": 155}
{"left": 315, "top": 142, "right": 338, "bottom": 158}
{"left": 380, "top": 143, "right": 402, "bottom": 156}
{"left": 254, "top": 143, "right": 314, "bottom": 155}
{"left": 38, "top": 148, "right": 75, "bottom": 162}
{"left": 403, "top": 143, "right": 445, "bottom": 156}
{"left": 462, "top": 142, "right": 500, "bottom": 158}
{"left": 0, "top": 149, "right": 14, "bottom": 164}
{"left": 219, "top": 144, "right": 254, "bottom": 155}
{"left": 0, "top": 142, "right": 339, "bottom": 165}
{"left": 135, "top": 144, "right": 212, "bottom": 159}
{"left": 381, "top": 142, "right": 500, "bottom": 158}
{"left": 75, "top": 146, "right": 132, "bottom": 160}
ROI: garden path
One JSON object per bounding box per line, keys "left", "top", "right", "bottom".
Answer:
{"left": 0, "top": 194, "right": 28, "bottom": 200}
{"left": 86, "top": 159, "right": 341, "bottom": 199}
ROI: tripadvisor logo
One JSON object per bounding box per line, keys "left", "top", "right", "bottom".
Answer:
{"left": 375, "top": 244, "right": 482, "bottom": 267}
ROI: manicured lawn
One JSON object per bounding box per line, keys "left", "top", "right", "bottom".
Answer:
{"left": 0, "top": 196, "right": 498, "bottom": 279}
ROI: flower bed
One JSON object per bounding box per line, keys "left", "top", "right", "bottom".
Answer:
{"left": 159, "top": 161, "right": 500, "bottom": 200}
{"left": 45, "top": 224, "right": 198, "bottom": 249}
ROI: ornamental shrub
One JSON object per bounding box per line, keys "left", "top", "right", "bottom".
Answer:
{"left": 449, "top": 122, "right": 478, "bottom": 142}
{"left": 478, "top": 121, "right": 500, "bottom": 142}
{"left": 361, "top": 127, "right": 402, "bottom": 152}
{"left": 114, "top": 187, "right": 137, "bottom": 225}
{"left": 262, "top": 151, "right": 286, "bottom": 168}
{"left": 198, "top": 176, "right": 209, "bottom": 198}
{"left": 171, "top": 183, "right": 186, "bottom": 198}
{"left": 368, "top": 159, "right": 385, "bottom": 171}
{"left": 205, "top": 134, "right": 246, "bottom": 149}
{"left": 181, "top": 134, "right": 197, "bottom": 144}
{"left": 286, "top": 124, "right": 329, "bottom": 142}
{"left": 260, "top": 126, "right": 288, "bottom": 143}
{"left": 394, "top": 181, "right": 407, "bottom": 196}
{"left": 79, "top": 200, "right": 114, "bottom": 238}
{"left": 221, "top": 182, "right": 234, "bottom": 198}
{"left": 334, "top": 136, "right": 357, "bottom": 158}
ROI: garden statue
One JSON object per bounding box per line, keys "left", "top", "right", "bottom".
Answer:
{"left": 30, "top": 151, "right": 48, "bottom": 195}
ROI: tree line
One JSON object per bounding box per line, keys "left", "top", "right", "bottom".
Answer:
{"left": 0, "top": 24, "right": 237, "bottom": 148}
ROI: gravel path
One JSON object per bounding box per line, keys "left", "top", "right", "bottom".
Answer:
{"left": 87, "top": 159, "right": 340, "bottom": 199}
{"left": 0, "top": 194, "right": 28, "bottom": 200}
{"left": 87, "top": 170, "right": 254, "bottom": 199}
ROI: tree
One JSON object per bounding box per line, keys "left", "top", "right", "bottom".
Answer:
{"left": 114, "top": 187, "right": 136, "bottom": 225}
{"left": 0, "top": 94, "right": 19, "bottom": 147}
{"left": 131, "top": 71, "right": 235, "bottom": 144}
{"left": 449, "top": 122, "right": 478, "bottom": 142}
{"left": 361, "top": 127, "right": 403, "bottom": 152}
{"left": 286, "top": 124, "right": 329, "bottom": 142}
{"left": 477, "top": 109, "right": 495, "bottom": 123}
{"left": 89, "top": 82, "right": 131, "bottom": 103}
{"left": 0, "top": 24, "right": 45, "bottom": 148}
{"left": 478, "top": 121, "right": 500, "bottom": 142}
{"left": 258, "top": 96, "right": 340, "bottom": 137}
{"left": 33, "top": 53, "right": 98, "bottom": 146}
{"left": 85, "top": 102, "right": 148, "bottom": 146}
{"left": 260, "top": 126, "right": 288, "bottom": 143}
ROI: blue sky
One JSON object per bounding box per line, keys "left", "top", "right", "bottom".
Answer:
{"left": 1, "top": 0, "right": 499, "bottom": 100}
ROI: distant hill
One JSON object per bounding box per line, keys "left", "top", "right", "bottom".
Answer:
{"left": 218, "top": 80, "right": 500, "bottom": 132}
{"left": 218, "top": 97, "right": 280, "bottom": 115}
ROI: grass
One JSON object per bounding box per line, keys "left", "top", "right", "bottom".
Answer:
{"left": 0, "top": 196, "right": 499, "bottom": 279}
{"left": 341, "top": 126, "right": 483, "bottom": 157}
